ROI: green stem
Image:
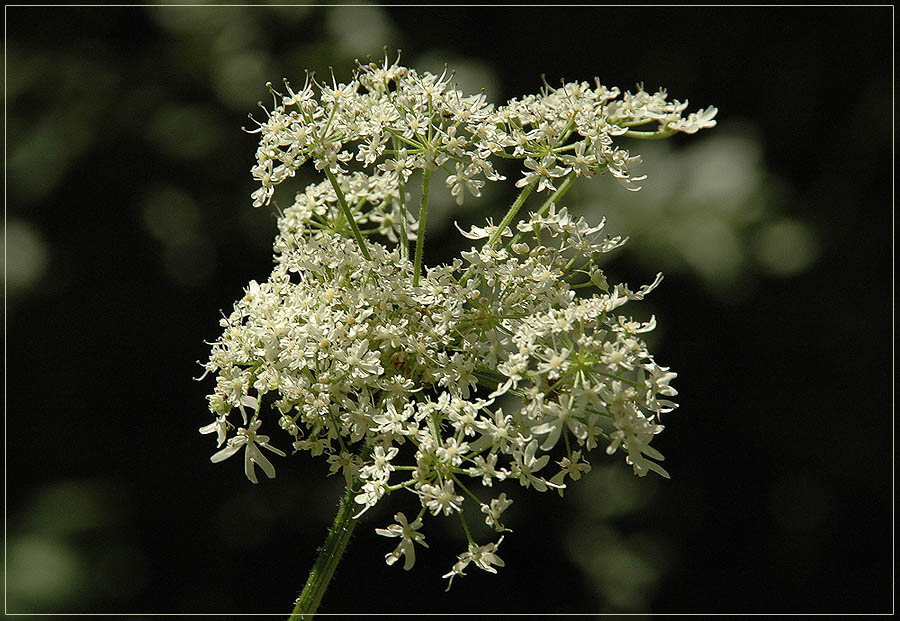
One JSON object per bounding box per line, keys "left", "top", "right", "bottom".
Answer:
{"left": 394, "top": 136, "right": 409, "bottom": 262}
{"left": 289, "top": 483, "right": 359, "bottom": 620}
{"left": 325, "top": 169, "right": 371, "bottom": 260}
{"left": 459, "top": 181, "right": 536, "bottom": 286}
{"left": 508, "top": 174, "right": 575, "bottom": 248}
{"left": 487, "top": 181, "right": 535, "bottom": 248}
{"left": 624, "top": 127, "right": 676, "bottom": 140}
{"left": 412, "top": 165, "right": 433, "bottom": 286}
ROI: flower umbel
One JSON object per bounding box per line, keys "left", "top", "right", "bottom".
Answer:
{"left": 200, "top": 54, "right": 715, "bottom": 597}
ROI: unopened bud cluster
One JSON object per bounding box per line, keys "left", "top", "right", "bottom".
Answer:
{"left": 200, "top": 54, "right": 714, "bottom": 587}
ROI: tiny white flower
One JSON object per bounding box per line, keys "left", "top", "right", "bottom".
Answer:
{"left": 549, "top": 451, "right": 592, "bottom": 497}
{"left": 421, "top": 480, "right": 464, "bottom": 516}
{"left": 199, "top": 414, "right": 228, "bottom": 448}
{"left": 375, "top": 512, "right": 429, "bottom": 570}
{"left": 337, "top": 339, "right": 383, "bottom": 379}
{"left": 466, "top": 453, "right": 505, "bottom": 487}
{"left": 481, "top": 493, "right": 513, "bottom": 531}
{"left": 531, "top": 398, "right": 588, "bottom": 451}
{"left": 558, "top": 141, "right": 597, "bottom": 177}
{"left": 442, "top": 536, "right": 505, "bottom": 590}
{"left": 513, "top": 439, "right": 556, "bottom": 492}
{"left": 454, "top": 218, "right": 511, "bottom": 241}
{"left": 515, "top": 155, "right": 570, "bottom": 193}
{"left": 353, "top": 480, "right": 387, "bottom": 518}
{"left": 327, "top": 451, "right": 359, "bottom": 487}
{"left": 536, "top": 347, "right": 571, "bottom": 380}
{"left": 237, "top": 394, "right": 258, "bottom": 425}
{"left": 668, "top": 106, "right": 718, "bottom": 134}
{"left": 210, "top": 419, "right": 286, "bottom": 484}
{"left": 361, "top": 445, "right": 399, "bottom": 481}
{"left": 446, "top": 162, "right": 484, "bottom": 205}
{"left": 436, "top": 438, "right": 469, "bottom": 468}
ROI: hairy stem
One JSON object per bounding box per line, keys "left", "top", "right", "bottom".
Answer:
{"left": 326, "top": 169, "right": 371, "bottom": 260}
{"left": 507, "top": 174, "right": 575, "bottom": 248}
{"left": 488, "top": 180, "right": 535, "bottom": 248}
{"left": 459, "top": 180, "right": 536, "bottom": 286}
{"left": 394, "top": 136, "right": 410, "bottom": 262}
{"left": 624, "top": 127, "right": 677, "bottom": 140}
{"left": 289, "top": 483, "right": 359, "bottom": 620}
{"left": 412, "top": 165, "right": 433, "bottom": 286}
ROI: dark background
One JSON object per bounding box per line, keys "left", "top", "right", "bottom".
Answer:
{"left": 5, "top": 4, "right": 893, "bottom": 615}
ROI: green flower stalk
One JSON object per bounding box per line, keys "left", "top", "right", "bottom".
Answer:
{"left": 199, "top": 53, "right": 716, "bottom": 616}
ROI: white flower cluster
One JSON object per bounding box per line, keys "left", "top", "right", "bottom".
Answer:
{"left": 201, "top": 55, "right": 714, "bottom": 587}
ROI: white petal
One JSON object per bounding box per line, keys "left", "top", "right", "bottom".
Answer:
{"left": 199, "top": 420, "right": 219, "bottom": 435}
{"left": 247, "top": 444, "right": 277, "bottom": 480}
{"left": 453, "top": 221, "right": 490, "bottom": 240}
{"left": 210, "top": 443, "right": 242, "bottom": 464}
{"left": 243, "top": 448, "right": 259, "bottom": 484}
{"left": 260, "top": 441, "right": 287, "bottom": 457}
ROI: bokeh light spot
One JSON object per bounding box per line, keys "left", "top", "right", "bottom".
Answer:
{"left": 325, "top": 6, "right": 393, "bottom": 58}
{"left": 4, "top": 218, "right": 51, "bottom": 295}
{"left": 753, "top": 218, "right": 820, "bottom": 277}
{"left": 163, "top": 235, "right": 216, "bottom": 287}
{"left": 140, "top": 185, "right": 202, "bottom": 245}
{"left": 7, "top": 536, "right": 85, "bottom": 608}
{"left": 147, "top": 104, "right": 222, "bottom": 160}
